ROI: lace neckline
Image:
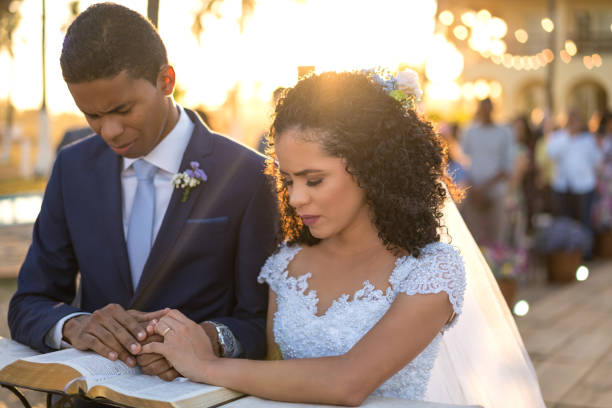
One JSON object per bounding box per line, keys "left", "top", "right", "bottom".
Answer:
{"left": 281, "top": 246, "right": 405, "bottom": 318}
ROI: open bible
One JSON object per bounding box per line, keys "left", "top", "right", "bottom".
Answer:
{"left": 0, "top": 338, "right": 242, "bottom": 408}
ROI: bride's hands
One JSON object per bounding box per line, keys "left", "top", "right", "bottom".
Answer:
{"left": 139, "top": 309, "right": 217, "bottom": 382}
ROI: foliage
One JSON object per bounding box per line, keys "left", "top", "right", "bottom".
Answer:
{"left": 192, "top": 0, "right": 256, "bottom": 42}
{"left": 534, "top": 216, "right": 593, "bottom": 253}
{"left": 0, "top": 0, "right": 22, "bottom": 57}
{"left": 481, "top": 244, "right": 528, "bottom": 280}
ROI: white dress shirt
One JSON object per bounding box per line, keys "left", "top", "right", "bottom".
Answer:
{"left": 547, "top": 130, "right": 602, "bottom": 194}
{"left": 461, "top": 123, "right": 515, "bottom": 198}
{"left": 45, "top": 104, "right": 194, "bottom": 349}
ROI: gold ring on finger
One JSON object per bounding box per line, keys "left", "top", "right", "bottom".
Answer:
{"left": 161, "top": 327, "right": 171, "bottom": 336}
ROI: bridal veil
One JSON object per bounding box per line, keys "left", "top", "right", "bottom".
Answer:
{"left": 425, "top": 198, "right": 546, "bottom": 407}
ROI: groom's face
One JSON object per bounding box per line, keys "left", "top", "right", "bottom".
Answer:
{"left": 67, "top": 70, "right": 173, "bottom": 158}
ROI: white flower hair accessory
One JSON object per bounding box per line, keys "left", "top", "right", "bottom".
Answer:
{"left": 396, "top": 69, "right": 423, "bottom": 101}
{"left": 362, "top": 67, "right": 422, "bottom": 111}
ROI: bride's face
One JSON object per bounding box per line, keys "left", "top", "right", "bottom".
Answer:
{"left": 275, "top": 127, "right": 370, "bottom": 240}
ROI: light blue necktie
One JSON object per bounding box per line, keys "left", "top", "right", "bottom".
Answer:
{"left": 127, "top": 159, "right": 157, "bottom": 288}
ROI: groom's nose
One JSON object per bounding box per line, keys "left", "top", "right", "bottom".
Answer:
{"left": 100, "top": 117, "right": 124, "bottom": 141}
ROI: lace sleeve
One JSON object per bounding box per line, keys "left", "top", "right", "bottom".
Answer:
{"left": 257, "top": 244, "right": 301, "bottom": 294}
{"left": 390, "top": 242, "right": 466, "bottom": 329}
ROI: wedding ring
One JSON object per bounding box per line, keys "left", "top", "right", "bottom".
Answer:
{"left": 161, "top": 327, "right": 171, "bottom": 336}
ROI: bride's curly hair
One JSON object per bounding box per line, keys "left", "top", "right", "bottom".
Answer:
{"left": 265, "top": 71, "right": 460, "bottom": 258}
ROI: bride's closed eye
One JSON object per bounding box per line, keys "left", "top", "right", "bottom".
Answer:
{"left": 306, "top": 179, "right": 322, "bottom": 187}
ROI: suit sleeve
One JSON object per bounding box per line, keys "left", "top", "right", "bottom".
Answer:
{"left": 8, "top": 152, "right": 82, "bottom": 352}
{"left": 213, "top": 172, "right": 278, "bottom": 359}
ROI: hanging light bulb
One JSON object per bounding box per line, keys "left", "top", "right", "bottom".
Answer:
{"left": 541, "top": 18, "right": 555, "bottom": 32}
{"left": 565, "top": 40, "right": 577, "bottom": 56}
{"left": 515, "top": 29, "right": 528, "bottom": 43}
{"left": 439, "top": 10, "right": 454, "bottom": 26}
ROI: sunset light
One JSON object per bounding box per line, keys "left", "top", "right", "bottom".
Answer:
{"left": 0, "top": 0, "right": 439, "bottom": 113}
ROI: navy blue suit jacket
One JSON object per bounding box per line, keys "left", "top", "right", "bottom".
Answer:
{"left": 9, "top": 109, "right": 277, "bottom": 358}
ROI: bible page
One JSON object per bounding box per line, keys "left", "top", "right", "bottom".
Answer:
{"left": 93, "top": 374, "right": 230, "bottom": 402}
{"left": 0, "top": 338, "right": 40, "bottom": 370}
{"left": 23, "top": 348, "right": 139, "bottom": 384}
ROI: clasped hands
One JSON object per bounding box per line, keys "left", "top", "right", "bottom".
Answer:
{"left": 62, "top": 304, "right": 218, "bottom": 381}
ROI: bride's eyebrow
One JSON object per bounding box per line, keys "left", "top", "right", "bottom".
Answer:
{"left": 294, "top": 169, "right": 324, "bottom": 176}
{"left": 279, "top": 169, "right": 325, "bottom": 177}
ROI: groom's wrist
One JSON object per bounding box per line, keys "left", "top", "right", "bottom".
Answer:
{"left": 200, "top": 322, "right": 222, "bottom": 357}
{"left": 203, "top": 321, "right": 243, "bottom": 358}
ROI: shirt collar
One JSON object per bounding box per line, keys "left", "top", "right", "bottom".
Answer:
{"left": 123, "top": 104, "right": 194, "bottom": 174}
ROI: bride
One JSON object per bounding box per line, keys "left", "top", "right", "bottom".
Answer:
{"left": 140, "top": 70, "right": 544, "bottom": 407}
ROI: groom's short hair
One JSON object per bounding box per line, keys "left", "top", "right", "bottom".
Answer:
{"left": 60, "top": 2, "right": 168, "bottom": 85}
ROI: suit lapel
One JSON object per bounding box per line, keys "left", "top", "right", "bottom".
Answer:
{"left": 131, "top": 110, "right": 214, "bottom": 309}
{"left": 96, "top": 146, "right": 134, "bottom": 296}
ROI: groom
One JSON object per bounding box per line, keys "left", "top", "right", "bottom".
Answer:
{"left": 8, "top": 2, "right": 277, "bottom": 382}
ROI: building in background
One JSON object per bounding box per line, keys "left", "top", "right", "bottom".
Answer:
{"left": 435, "top": 0, "right": 612, "bottom": 124}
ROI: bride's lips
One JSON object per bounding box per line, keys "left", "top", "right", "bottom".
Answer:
{"left": 111, "top": 140, "right": 135, "bottom": 155}
{"left": 300, "top": 215, "right": 320, "bottom": 226}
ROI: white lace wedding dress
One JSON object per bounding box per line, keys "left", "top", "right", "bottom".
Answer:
{"left": 258, "top": 199, "right": 546, "bottom": 407}
{"left": 258, "top": 241, "right": 466, "bottom": 400}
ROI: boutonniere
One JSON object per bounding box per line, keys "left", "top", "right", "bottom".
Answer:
{"left": 171, "top": 161, "right": 207, "bottom": 203}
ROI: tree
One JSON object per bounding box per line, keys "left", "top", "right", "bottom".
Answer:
{"left": 35, "top": 0, "right": 52, "bottom": 176}
{"left": 192, "top": 0, "right": 255, "bottom": 42}
{"left": 148, "top": 0, "right": 159, "bottom": 27}
{"left": 0, "top": 0, "right": 22, "bottom": 164}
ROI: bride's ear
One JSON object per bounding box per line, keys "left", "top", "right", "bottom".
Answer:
{"left": 345, "top": 165, "right": 363, "bottom": 187}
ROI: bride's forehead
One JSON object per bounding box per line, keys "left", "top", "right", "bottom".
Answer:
{"left": 275, "top": 130, "right": 341, "bottom": 172}
{"left": 275, "top": 129, "right": 326, "bottom": 156}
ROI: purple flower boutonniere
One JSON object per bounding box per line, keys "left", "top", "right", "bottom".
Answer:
{"left": 171, "top": 161, "right": 207, "bottom": 203}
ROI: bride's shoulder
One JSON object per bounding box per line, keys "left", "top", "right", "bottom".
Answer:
{"left": 257, "top": 243, "right": 303, "bottom": 287}
{"left": 396, "top": 241, "right": 464, "bottom": 271}
{"left": 420, "top": 241, "right": 465, "bottom": 265}
{"left": 391, "top": 241, "right": 466, "bottom": 318}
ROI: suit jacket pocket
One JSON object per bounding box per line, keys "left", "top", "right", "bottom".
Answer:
{"left": 186, "top": 216, "right": 229, "bottom": 232}
{"left": 181, "top": 216, "right": 230, "bottom": 255}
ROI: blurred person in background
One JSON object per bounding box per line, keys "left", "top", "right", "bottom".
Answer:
{"left": 512, "top": 115, "right": 538, "bottom": 234}
{"left": 439, "top": 122, "right": 469, "bottom": 192}
{"left": 534, "top": 112, "right": 557, "bottom": 215}
{"left": 547, "top": 109, "right": 602, "bottom": 256}
{"left": 461, "top": 98, "right": 514, "bottom": 245}
{"left": 592, "top": 111, "right": 612, "bottom": 233}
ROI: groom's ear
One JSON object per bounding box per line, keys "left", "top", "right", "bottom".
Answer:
{"left": 157, "top": 65, "right": 176, "bottom": 96}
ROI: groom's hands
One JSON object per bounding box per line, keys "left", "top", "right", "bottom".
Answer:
{"left": 62, "top": 304, "right": 167, "bottom": 367}
{"left": 136, "top": 334, "right": 180, "bottom": 381}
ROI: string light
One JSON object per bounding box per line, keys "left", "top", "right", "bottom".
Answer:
{"left": 560, "top": 49, "right": 571, "bottom": 63}
{"left": 453, "top": 25, "right": 469, "bottom": 41}
{"left": 489, "top": 81, "right": 503, "bottom": 98}
{"left": 541, "top": 18, "right": 555, "bottom": 32}
{"left": 489, "top": 17, "right": 508, "bottom": 38}
{"left": 436, "top": 9, "right": 602, "bottom": 75}
{"left": 564, "top": 40, "right": 577, "bottom": 56}
{"left": 476, "top": 9, "right": 492, "bottom": 23}
{"left": 592, "top": 53, "right": 602, "bottom": 67}
{"left": 439, "top": 10, "right": 454, "bottom": 26}
{"left": 515, "top": 29, "right": 528, "bottom": 43}
{"left": 461, "top": 11, "right": 476, "bottom": 27}
{"left": 543, "top": 48, "right": 554, "bottom": 63}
